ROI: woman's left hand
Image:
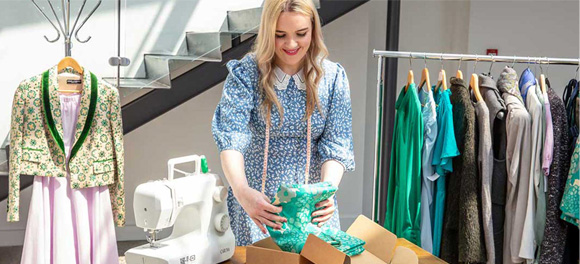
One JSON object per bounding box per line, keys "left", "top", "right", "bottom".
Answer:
{"left": 311, "top": 196, "right": 336, "bottom": 227}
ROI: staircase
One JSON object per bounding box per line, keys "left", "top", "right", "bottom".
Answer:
{"left": 0, "top": 0, "right": 369, "bottom": 203}
{"left": 107, "top": 1, "right": 320, "bottom": 106}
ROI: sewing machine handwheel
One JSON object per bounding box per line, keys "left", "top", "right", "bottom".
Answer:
{"left": 215, "top": 213, "right": 230, "bottom": 233}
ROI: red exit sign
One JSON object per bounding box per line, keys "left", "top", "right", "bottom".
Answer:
{"left": 487, "top": 49, "right": 498, "bottom": 56}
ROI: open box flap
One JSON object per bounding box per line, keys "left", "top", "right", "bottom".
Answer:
{"left": 346, "top": 215, "right": 397, "bottom": 263}
{"left": 349, "top": 250, "right": 387, "bottom": 264}
{"left": 247, "top": 237, "right": 306, "bottom": 264}
{"left": 391, "top": 247, "right": 419, "bottom": 264}
{"left": 300, "top": 234, "right": 349, "bottom": 264}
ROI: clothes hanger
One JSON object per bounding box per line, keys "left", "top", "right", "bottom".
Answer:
{"left": 57, "top": 57, "right": 84, "bottom": 94}
{"left": 487, "top": 55, "right": 495, "bottom": 76}
{"left": 436, "top": 53, "right": 447, "bottom": 91}
{"left": 406, "top": 52, "right": 414, "bottom": 92}
{"left": 511, "top": 55, "right": 516, "bottom": 68}
{"left": 419, "top": 54, "right": 431, "bottom": 92}
{"left": 57, "top": 57, "right": 84, "bottom": 75}
{"left": 540, "top": 58, "right": 547, "bottom": 94}
{"left": 470, "top": 55, "right": 483, "bottom": 102}
{"left": 456, "top": 55, "right": 463, "bottom": 79}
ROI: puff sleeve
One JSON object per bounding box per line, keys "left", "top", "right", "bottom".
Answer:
{"left": 317, "top": 63, "right": 355, "bottom": 172}
{"left": 212, "top": 57, "right": 256, "bottom": 155}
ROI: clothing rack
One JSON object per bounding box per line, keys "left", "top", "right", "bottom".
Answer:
{"left": 31, "top": 0, "right": 102, "bottom": 56}
{"left": 370, "top": 50, "right": 580, "bottom": 222}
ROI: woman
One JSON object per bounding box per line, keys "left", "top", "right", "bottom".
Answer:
{"left": 212, "top": 0, "right": 354, "bottom": 246}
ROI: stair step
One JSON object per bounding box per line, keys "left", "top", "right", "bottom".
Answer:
{"left": 103, "top": 78, "right": 170, "bottom": 90}
{"left": 227, "top": 7, "right": 262, "bottom": 34}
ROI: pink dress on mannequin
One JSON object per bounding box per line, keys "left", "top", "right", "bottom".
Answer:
{"left": 21, "top": 93, "right": 119, "bottom": 264}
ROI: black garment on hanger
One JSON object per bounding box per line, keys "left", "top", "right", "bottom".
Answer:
{"left": 563, "top": 79, "right": 578, "bottom": 158}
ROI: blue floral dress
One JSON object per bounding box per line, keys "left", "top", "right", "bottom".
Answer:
{"left": 212, "top": 53, "right": 355, "bottom": 246}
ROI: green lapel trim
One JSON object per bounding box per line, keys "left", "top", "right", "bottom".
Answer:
{"left": 70, "top": 73, "right": 98, "bottom": 160}
{"left": 42, "top": 71, "right": 65, "bottom": 154}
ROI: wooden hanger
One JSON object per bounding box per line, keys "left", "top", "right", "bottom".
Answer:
{"left": 57, "top": 57, "right": 84, "bottom": 75}
{"left": 405, "top": 53, "right": 414, "bottom": 92}
{"left": 437, "top": 69, "right": 447, "bottom": 91}
{"left": 436, "top": 54, "right": 447, "bottom": 92}
{"left": 57, "top": 57, "right": 83, "bottom": 94}
{"left": 420, "top": 68, "right": 430, "bottom": 91}
{"left": 406, "top": 70, "right": 414, "bottom": 92}
{"left": 539, "top": 58, "right": 547, "bottom": 94}
{"left": 456, "top": 56, "right": 463, "bottom": 79}
{"left": 470, "top": 73, "right": 482, "bottom": 102}
{"left": 540, "top": 74, "right": 546, "bottom": 94}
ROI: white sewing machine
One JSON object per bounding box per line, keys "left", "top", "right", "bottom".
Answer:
{"left": 125, "top": 155, "right": 235, "bottom": 264}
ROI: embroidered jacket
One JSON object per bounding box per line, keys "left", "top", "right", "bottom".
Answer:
{"left": 7, "top": 65, "right": 125, "bottom": 226}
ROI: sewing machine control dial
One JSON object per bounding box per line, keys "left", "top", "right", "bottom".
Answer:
{"left": 215, "top": 213, "right": 230, "bottom": 232}
{"left": 213, "top": 186, "right": 227, "bottom": 203}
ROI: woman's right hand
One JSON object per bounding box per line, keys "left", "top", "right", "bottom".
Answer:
{"left": 234, "top": 186, "right": 287, "bottom": 234}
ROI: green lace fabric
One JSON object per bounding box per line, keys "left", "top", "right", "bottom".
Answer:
{"left": 560, "top": 137, "right": 580, "bottom": 227}
{"left": 266, "top": 182, "right": 366, "bottom": 256}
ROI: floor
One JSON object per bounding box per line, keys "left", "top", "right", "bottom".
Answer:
{"left": 0, "top": 240, "right": 145, "bottom": 264}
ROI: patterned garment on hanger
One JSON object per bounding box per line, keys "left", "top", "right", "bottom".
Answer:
{"left": 267, "top": 182, "right": 365, "bottom": 256}
{"left": 560, "top": 137, "right": 580, "bottom": 227}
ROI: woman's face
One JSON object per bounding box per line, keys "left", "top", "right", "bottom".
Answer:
{"left": 274, "top": 11, "right": 312, "bottom": 73}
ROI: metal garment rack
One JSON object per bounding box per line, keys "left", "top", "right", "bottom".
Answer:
{"left": 370, "top": 50, "right": 580, "bottom": 222}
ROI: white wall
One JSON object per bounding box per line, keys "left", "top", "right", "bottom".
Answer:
{"left": 467, "top": 0, "right": 579, "bottom": 95}
{"left": 396, "top": 0, "right": 579, "bottom": 96}
{"left": 0, "top": 0, "right": 388, "bottom": 245}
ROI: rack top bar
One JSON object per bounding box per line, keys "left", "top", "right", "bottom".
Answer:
{"left": 373, "top": 50, "right": 580, "bottom": 66}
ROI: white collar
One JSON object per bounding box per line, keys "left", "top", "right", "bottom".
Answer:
{"left": 273, "top": 66, "right": 306, "bottom": 90}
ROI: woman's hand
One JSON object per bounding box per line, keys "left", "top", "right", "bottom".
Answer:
{"left": 312, "top": 195, "right": 336, "bottom": 227}
{"left": 234, "top": 186, "right": 287, "bottom": 234}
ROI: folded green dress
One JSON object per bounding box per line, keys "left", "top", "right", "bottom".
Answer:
{"left": 266, "top": 182, "right": 365, "bottom": 256}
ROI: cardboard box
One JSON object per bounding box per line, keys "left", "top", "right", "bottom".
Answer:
{"left": 246, "top": 215, "right": 423, "bottom": 264}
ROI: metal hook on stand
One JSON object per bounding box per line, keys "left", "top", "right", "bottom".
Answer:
{"left": 30, "top": 0, "right": 102, "bottom": 56}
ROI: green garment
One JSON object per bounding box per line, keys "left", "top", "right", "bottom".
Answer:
{"left": 431, "top": 87, "right": 459, "bottom": 257}
{"left": 384, "top": 84, "right": 424, "bottom": 245}
{"left": 560, "top": 137, "right": 580, "bottom": 227}
{"left": 267, "top": 182, "right": 366, "bottom": 256}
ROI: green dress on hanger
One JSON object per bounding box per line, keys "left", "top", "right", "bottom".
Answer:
{"left": 384, "top": 83, "right": 424, "bottom": 245}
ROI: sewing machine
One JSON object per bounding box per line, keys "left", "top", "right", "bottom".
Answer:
{"left": 125, "top": 155, "right": 235, "bottom": 264}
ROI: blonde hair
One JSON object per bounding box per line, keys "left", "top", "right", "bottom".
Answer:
{"left": 251, "top": 0, "right": 328, "bottom": 125}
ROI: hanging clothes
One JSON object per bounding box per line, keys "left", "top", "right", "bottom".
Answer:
{"left": 385, "top": 83, "right": 424, "bottom": 246}
{"left": 497, "top": 66, "right": 533, "bottom": 264}
{"left": 479, "top": 73, "right": 507, "bottom": 264}
{"left": 562, "top": 78, "right": 580, "bottom": 264}
{"left": 440, "top": 77, "right": 486, "bottom": 264}
{"left": 430, "top": 86, "right": 459, "bottom": 257}
{"left": 560, "top": 137, "right": 579, "bottom": 227}
{"left": 542, "top": 87, "right": 554, "bottom": 176}
{"left": 473, "top": 94, "right": 495, "bottom": 264}
{"left": 419, "top": 85, "right": 438, "bottom": 253}
{"left": 11, "top": 66, "right": 123, "bottom": 264}
{"left": 563, "top": 79, "right": 578, "bottom": 159}
{"left": 538, "top": 80, "right": 570, "bottom": 264}
{"left": 518, "top": 69, "right": 545, "bottom": 262}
